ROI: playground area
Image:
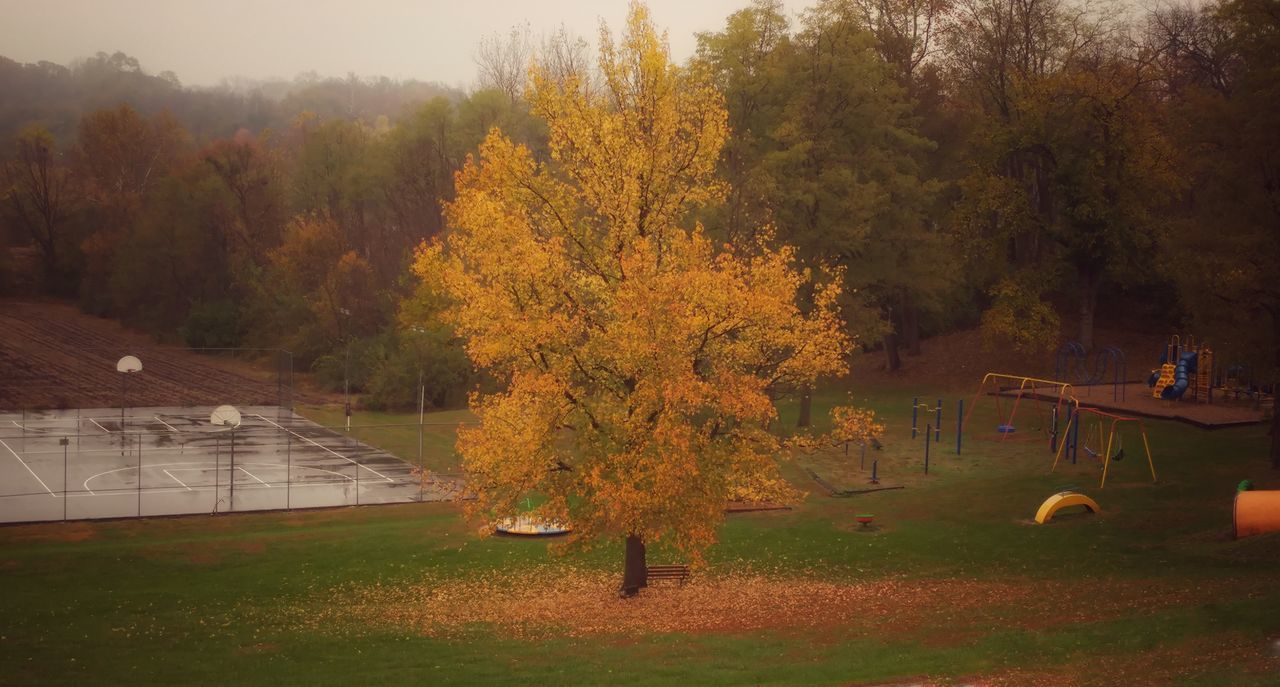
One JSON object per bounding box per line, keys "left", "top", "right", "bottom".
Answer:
{"left": 0, "top": 405, "right": 461, "bottom": 523}
{"left": 1000, "top": 381, "right": 1266, "bottom": 428}
{"left": 1039, "top": 335, "right": 1272, "bottom": 428}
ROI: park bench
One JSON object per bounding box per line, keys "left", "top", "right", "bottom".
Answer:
{"left": 646, "top": 564, "right": 690, "bottom": 586}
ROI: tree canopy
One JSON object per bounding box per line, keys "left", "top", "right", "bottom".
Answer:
{"left": 419, "top": 4, "right": 852, "bottom": 593}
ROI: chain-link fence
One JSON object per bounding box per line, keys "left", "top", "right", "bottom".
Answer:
{"left": 0, "top": 406, "right": 468, "bottom": 524}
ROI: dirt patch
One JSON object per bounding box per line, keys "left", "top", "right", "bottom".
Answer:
{"left": 0, "top": 298, "right": 328, "bottom": 410}
{"left": 1, "top": 520, "right": 98, "bottom": 543}
{"left": 982, "top": 634, "right": 1279, "bottom": 687}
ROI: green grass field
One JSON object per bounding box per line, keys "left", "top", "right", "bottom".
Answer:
{"left": 2, "top": 389, "right": 1279, "bottom": 686}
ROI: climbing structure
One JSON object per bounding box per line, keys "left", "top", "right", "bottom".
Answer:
{"left": 1148, "top": 335, "right": 1214, "bottom": 403}
{"left": 1152, "top": 363, "right": 1175, "bottom": 398}
{"left": 1196, "top": 345, "right": 1214, "bottom": 402}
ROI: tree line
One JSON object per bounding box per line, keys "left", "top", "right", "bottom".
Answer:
{"left": 0, "top": 61, "right": 533, "bottom": 408}
{"left": 1, "top": 0, "right": 1277, "bottom": 441}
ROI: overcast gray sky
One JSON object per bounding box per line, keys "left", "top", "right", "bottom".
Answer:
{"left": 0, "top": 0, "right": 817, "bottom": 88}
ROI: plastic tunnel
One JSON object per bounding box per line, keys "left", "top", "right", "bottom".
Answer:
{"left": 1161, "top": 351, "right": 1197, "bottom": 400}
{"left": 1234, "top": 491, "right": 1280, "bottom": 538}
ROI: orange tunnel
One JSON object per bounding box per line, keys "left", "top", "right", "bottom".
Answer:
{"left": 1233, "top": 491, "right": 1280, "bottom": 538}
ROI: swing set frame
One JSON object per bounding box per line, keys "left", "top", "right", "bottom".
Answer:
{"left": 1051, "top": 407, "right": 1157, "bottom": 488}
{"left": 962, "top": 373, "right": 1080, "bottom": 445}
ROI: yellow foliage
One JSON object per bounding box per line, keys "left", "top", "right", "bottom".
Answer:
{"left": 829, "top": 406, "right": 885, "bottom": 446}
{"left": 979, "top": 277, "right": 1060, "bottom": 353}
{"left": 415, "top": 3, "right": 851, "bottom": 558}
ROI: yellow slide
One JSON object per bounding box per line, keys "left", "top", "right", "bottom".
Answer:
{"left": 1035, "top": 491, "right": 1100, "bottom": 524}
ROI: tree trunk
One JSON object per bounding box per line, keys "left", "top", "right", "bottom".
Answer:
{"left": 1270, "top": 404, "right": 1280, "bottom": 470}
{"left": 903, "top": 294, "right": 921, "bottom": 356}
{"left": 797, "top": 386, "right": 812, "bottom": 428}
{"left": 619, "top": 534, "right": 647, "bottom": 597}
{"left": 1272, "top": 345, "right": 1280, "bottom": 470}
{"left": 1078, "top": 268, "right": 1100, "bottom": 351}
{"left": 884, "top": 332, "right": 902, "bottom": 372}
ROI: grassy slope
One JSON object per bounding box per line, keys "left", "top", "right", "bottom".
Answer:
{"left": 2, "top": 389, "right": 1279, "bottom": 686}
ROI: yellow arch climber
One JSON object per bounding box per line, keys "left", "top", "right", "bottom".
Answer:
{"left": 1035, "top": 491, "right": 1100, "bottom": 524}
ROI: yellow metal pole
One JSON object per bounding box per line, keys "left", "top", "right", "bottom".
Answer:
{"left": 1051, "top": 413, "right": 1074, "bottom": 473}
{"left": 1100, "top": 420, "right": 1117, "bottom": 488}
{"left": 963, "top": 373, "right": 1080, "bottom": 441}
{"left": 1140, "top": 424, "right": 1157, "bottom": 482}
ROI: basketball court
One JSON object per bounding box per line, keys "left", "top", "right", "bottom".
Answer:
{"left": 0, "top": 405, "right": 460, "bottom": 524}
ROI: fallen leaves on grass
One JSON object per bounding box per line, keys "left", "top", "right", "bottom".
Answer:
{"left": 278, "top": 567, "right": 1278, "bottom": 648}
{"left": 283, "top": 566, "right": 1024, "bottom": 639}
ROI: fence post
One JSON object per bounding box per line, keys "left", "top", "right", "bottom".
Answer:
{"left": 418, "top": 382, "right": 425, "bottom": 503}
{"left": 935, "top": 399, "right": 942, "bottom": 442}
{"left": 956, "top": 399, "right": 963, "bottom": 455}
{"left": 137, "top": 433, "right": 142, "bottom": 517}
{"left": 860, "top": 441, "right": 866, "bottom": 470}
{"left": 286, "top": 425, "right": 292, "bottom": 511}
{"left": 214, "top": 435, "right": 220, "bottom": 514}
{"left": 229, "top": 428, "right": 236, "bottom": 512}
{"left": 911, "top": 397, "right": 918, "bottom": 439}
{"left": 924, "top": 424, "right": 931, "bottom": 474}
{"left": 61, "top": 437, "right": 69, "bottom": 521}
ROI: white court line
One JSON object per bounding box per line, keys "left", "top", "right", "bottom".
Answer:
{"left": 153, "top": 416, "right": 181, "bottom": 433}
{"left": 21, "top": 447, "right": 194, "bottom": 457}
{"left": 0, "top": 437, "right": 56, "bottom": 497}
{"left": 63, "top": 478, "right": 360, "bottom": 497}
{"left": 254, "top": 414, "right": 393, "bottom": 482}
{"left": 89, "top": 418, "right": 111, "bottom": 433}
{"left": 237, "top": 467, "right": 272, "bottom": 488}
{"left": 163, "top": 469, "right": 192, "bottom": 491}
{"left": 85, "top": 460, "right": 361, "bottom": 494}
{"left": 10, "top": 420, "right": 75, "bottom": 431}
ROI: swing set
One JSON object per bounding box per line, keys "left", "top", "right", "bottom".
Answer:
{"left": 1051, "top": 407, "right": 1157, "bottom": 488}
{"left": 962, "top": 373, "right": 1079, "bottom": 446}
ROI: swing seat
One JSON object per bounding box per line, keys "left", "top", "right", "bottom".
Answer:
{"left": 1112, "top": 448, "right": 1125, "bottom": 462}
{"left": 997, "top": 424, "right": 1016, "bottom": 433}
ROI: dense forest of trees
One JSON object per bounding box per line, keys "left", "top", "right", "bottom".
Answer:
{"left": 1, "top": 0, "right": 1277, "bottom": 455}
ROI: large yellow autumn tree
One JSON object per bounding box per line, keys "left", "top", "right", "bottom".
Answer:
{"left": 419, "top": 3, "right": 851, "bottom": 596}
